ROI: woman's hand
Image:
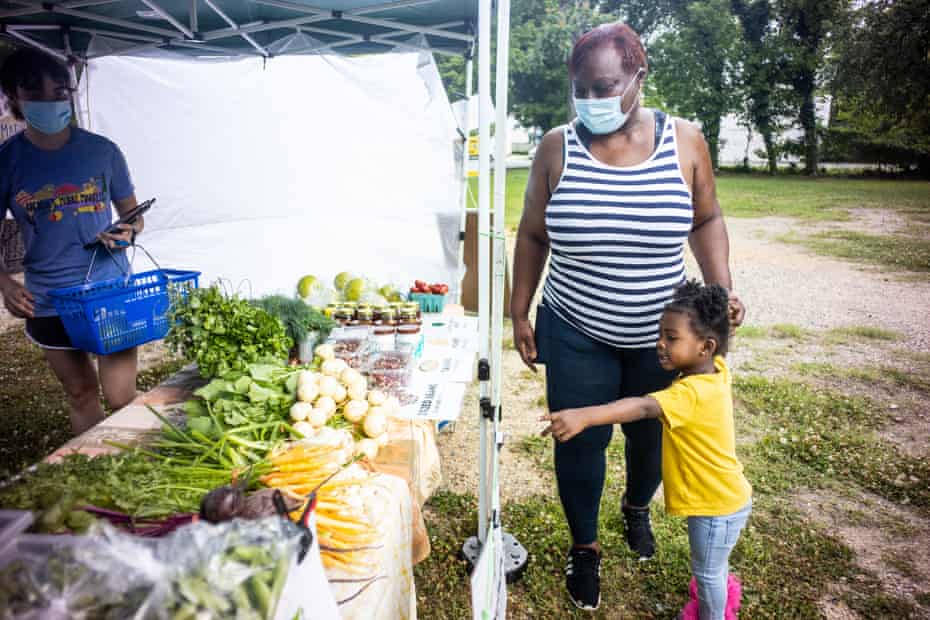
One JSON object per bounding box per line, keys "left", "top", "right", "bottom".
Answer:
{"left": 513, "top": 317, "right": 537, "bottom": 372}
{"left": 0, "top": 275, "right": 35, "bottom": 319}
{"left": 728, "top": 291, "right": 746, "bottom": 330}
{"left": 97, "top": 223, "right": 134, "bottom": 251}
{"left": 540, "top": 410, "right": 587, "bottom": 443}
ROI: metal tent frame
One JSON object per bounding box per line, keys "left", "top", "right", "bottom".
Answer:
{"left": 2, "top": 0, "right": 526, "bottom": 609}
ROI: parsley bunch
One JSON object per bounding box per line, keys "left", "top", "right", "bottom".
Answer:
{"left": 167, "top": 285, "right": 292, "bottom": 378}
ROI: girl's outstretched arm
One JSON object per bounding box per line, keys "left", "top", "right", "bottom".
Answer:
{"left": 540, "top": 397, "right": 662, "bottom": 442}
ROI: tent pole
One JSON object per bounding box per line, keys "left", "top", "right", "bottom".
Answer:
{"left": 456, "top": 50, "right": 473, "bottom": 305}
{"left": 63, "top": 30, "right": 84, "bottom": 130}
{"left": 4, "top": 28, "right": 68, "bottom": 62}
{"left": 189, "top": 0, "right": 197, "bottom": 33}
{"left": 490, "top": 0, "right": 527, "bottom": 583}
{"left": 477, "top": 0, "right": 492, "bottom": 548}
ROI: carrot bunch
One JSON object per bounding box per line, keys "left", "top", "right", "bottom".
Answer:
{"left": 261, "top": 443, "right": 381, "bottom": 572}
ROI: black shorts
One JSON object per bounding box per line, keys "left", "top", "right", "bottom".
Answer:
{"left": 25, "top": 316, "right": 76, "bottom": 350}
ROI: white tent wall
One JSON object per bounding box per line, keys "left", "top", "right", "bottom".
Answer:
{"left": 78, "top": 50, "right": 463, "bottom": 298}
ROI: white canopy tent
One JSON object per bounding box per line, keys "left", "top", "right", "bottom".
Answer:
{"left": 78, "top": 48, "right": 464, "bottom": 298}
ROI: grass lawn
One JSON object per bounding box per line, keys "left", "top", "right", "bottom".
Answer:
{"left": 715, "top": 174, "right": 930, "bottom": 220}
{"left": 479, "top": 169, "right": 930, "bottom": 227}
{"left": 416, "top": 358, "right": 930, "bottom": 618}
{"left": 0, "top": 329, "right": 184, "bottom": 480}
{"left": 481, "top": 168, "right": 929, "bottom": 274}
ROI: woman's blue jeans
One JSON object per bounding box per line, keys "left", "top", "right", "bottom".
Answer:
{"left": 534, "top": 303, "right": 676, "bottom": 544}
{"left": 687, "top": 500, "right": 752, "bottom": 620}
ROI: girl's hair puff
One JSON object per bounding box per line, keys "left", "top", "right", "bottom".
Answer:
{"left": 665, "top": 279, "right": 731, "bottom": 356}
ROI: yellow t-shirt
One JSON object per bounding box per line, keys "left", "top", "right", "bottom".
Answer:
{"left": 650, "top": 356, "right": 752, "bottom": 517}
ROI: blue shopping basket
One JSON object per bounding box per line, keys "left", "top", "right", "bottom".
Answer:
{"left": 48, "top": 245, "right": 199, "bottom": 355}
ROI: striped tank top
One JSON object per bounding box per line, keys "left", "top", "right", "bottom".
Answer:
{"left": 542, "top": 114, "right": 693, "bottom": 348}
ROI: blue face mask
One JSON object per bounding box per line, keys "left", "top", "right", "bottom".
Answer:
{"left": 21, "top": 100, "right": 73, "bottom": 135}
{"left": 573, "top": 68, "right": 644, "bottom": 135}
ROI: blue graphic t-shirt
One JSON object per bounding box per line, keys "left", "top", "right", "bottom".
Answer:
{"left": 0, "top": 128, "right": 133, "bottom": 317}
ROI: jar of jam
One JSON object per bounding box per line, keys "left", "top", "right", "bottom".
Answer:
{"left": 402, "top": 302, "right": 422, "bottom": 319}
{"left": 356, "top": 308, "right": 374, "bottom": 325}
{"left": 398, "top": 309, "right": 419, "bottom": 325}
{"left": 380, "top": 308, "right": 396, "bottom": 325}
{"left": 373, "top": 324, "right": 396, "bottom": 351}
{"left": 333, "top": 308, "right": 353, "bottom": 325}
{"left": 396, "top": 323, "right": 421, "bottom": 351}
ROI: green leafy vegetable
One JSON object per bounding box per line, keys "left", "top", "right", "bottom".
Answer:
{"left": 0, "top": 451, "right": 237, "bottom": 523}
{"left": 250, "top": 294, "right": 337, "bottom": 344}
{"left": 167, "top": 285, "right": 292, "bottom": 378}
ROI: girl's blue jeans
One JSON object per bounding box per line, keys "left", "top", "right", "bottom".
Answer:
{"left": 687, "top": 499, "right": 752, "bottom": 620}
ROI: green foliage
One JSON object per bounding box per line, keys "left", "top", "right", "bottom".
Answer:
{"left": 775, "top": 0, "right": 848, "bottom": 174}
{"left": 825, "top": 326, "right": 901, "bottom": 342}
{"left": 730, "top": 0, "right": 794, "bottom": 173}
{"left": 735, "top": 376, "right": 930, "bottom": 509}
{"left": 509, "top": 0, "right": 612, "bottom": 131}
{"left": 784, "top": 230, "right": 930, "bottom": 274}
{"left": 168, "top": 362, "right": 302, "bottom": 469}
{"left": 167, "top": 285, "right": 292, "bottom": 378}
{"left": 828, "top": 0, "right": 930, "bottom": 173}
{"left": 250, "top": 294, "right": 336, "bottom": 345}
{"left": 649, "top": 0, "right": 743, "bottom": 169}
{"left": 715, "top": 174, "right": 930, "bottom": 220}
{"left": 0, "top": 451, "right": 234, "bottom": 522}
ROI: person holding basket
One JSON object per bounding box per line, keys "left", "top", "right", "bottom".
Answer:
{"left": 0, "top": 48, "right": 144, "bottom": 434}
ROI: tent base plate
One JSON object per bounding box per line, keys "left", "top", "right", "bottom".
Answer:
{"left": 461, "top": 532, "right": 529, "bottom": 584}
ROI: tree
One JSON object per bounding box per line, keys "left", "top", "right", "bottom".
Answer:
{"left": 435, "top": 0, "right": 613, "bottom": 132}
{"left": 776, "top": 0, "right": 847, "bottom": 174}
{"left": 509, "top": 0, "right": 612, "bottom": 131}
{"left": 829, "top": 0, "right": 930, "bottom": 174}
{"left": 649, "top": 0, "right": 742, "bottom": 169}
{"left": 730, "top": 0, "right": 792, "bottom": 173}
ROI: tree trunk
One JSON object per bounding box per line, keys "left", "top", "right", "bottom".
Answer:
{"left": 762, "top": 130, "right": 777, "bottom": 174}
{"left": 702, "top": 115, "right": 722, "bottom": 171}
{"left": 798, "top": 75, "right": 819, "bottom": 175}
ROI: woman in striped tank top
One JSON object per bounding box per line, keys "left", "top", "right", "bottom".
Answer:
{"left": 511, "top": 22, "right": 746, "bottom": 611}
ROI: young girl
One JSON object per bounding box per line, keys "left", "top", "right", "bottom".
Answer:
{"left": 541, "top": 280, "right": 751, "bottom": 620}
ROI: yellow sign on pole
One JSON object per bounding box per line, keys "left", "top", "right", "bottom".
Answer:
{"left": 467, "top": 135, "right": 479, "bottom": 177}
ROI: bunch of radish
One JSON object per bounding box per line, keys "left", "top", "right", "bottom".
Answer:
{"left": 287, "top": 343, "right": 399, "bottom": 460}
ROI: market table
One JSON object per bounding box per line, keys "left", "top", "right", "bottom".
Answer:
{"left": 40, "top": 307, "right": 478, "bottom": 618}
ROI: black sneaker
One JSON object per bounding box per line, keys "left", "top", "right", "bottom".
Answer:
{"left": 622, "top": 501, "right": 656, "bottom": 560}
{"left": 565, "top": 547, "right": 601, "bottom": 610}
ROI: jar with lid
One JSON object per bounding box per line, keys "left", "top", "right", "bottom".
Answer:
{"left": 373, "top": 324, "right": 396, "bottom": 351}
{"left": 356, "top": 308, "right": 374, "bottom": 325}
{"left": 398, "top": 309, "right": 419, "bottom": 325}
{"left": 333, "top": 308, "right": 354, "bottom": 325}
{"left": 379, "top": 308, "right": 396, "bottom": 325}
{"left": 395, "top": 322, "right": 421, "bottom": 351}
{"left": 402, "top": 302, "right": 422, "bottom": 319}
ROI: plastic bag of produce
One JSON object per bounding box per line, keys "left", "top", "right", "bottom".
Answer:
{"left": 0, "top": 517, "right": 339, "bottom": 620}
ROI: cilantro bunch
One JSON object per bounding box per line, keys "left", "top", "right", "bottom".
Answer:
{"left": 167, "top": 285, "right": 292, "bottom": 378}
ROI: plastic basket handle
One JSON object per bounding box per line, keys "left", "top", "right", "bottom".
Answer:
{"left": 85, "top": 242, "right": 166, "bottom": 285}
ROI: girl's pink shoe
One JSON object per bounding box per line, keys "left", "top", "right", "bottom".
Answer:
{"left": 679, "top": 575, "right": 742, "bottom": 620}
